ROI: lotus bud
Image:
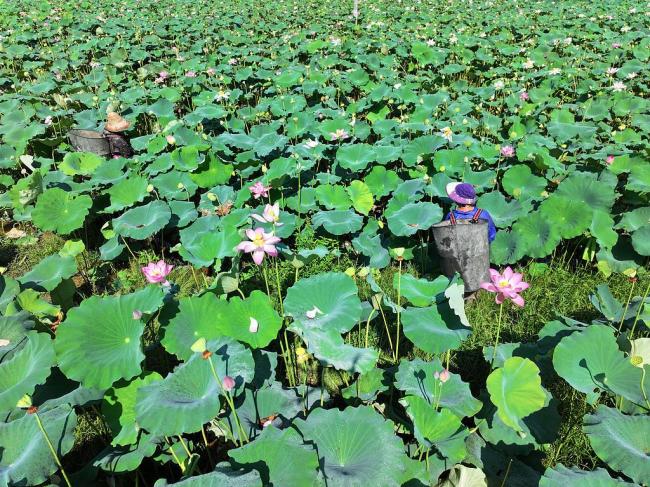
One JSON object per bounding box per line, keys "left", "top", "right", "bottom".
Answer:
{"left": 261, "top": 164, "right": 268, "bottom": 173}
{"left": 146, "top": 184, "right": 154, "bottom": 193}
{"left": 166, "top": 135, "right": 176, "bottom": 145}
{"left": 191, "top": 337, "right": 207, "bottom": 353}
{"left": 222, "top": 375, "right": 235, "bottom": 392}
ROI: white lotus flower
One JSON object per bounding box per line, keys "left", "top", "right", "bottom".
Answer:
{"left": 303, "top": 139, "right": 319, "bottom": 149}
{"left": 523, "top": 59, "right": 535, "bottom": 69}
{"left": 306, "top": 306, "right": 323, "bottom": 319}
{"left": 249, "top": 317, "right": 259, "bottom": 333}
{"left": 440, "top": 126, "right": 453, "bottom": 142}
{"left": 0, "top": 339, "right": 10, "bottom": 347}
{"left": 612, "top": 81, "right": 627, "bottom": 92}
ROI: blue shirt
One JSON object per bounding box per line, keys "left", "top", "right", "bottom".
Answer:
{"left": 444, "top": 207, "right": 497, "bottom": 243}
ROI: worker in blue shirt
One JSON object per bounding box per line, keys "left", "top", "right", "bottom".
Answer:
{"left": 444, "top": 182, "right": 497, "bottom": 243}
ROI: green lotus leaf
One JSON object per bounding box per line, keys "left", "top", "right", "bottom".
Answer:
{"left": 0, "top": 331, "right": 54, "bottom": 411}
{"left": 104, "top": 175, "right": 149, "bottom": 212}
{"left": 112, "top": 200, "right": 172, "bottom": 240}
{"left": 547, "top": 110, "right": 597, "bottom": 142}
{"left": 552, "top": 324, "right": 647, "bottom": 405}
{"left": 539, "top": 195, "right": 591, "bottom": 239}
{"left": 293, "top": 406, "right": 408, "bottom": 487}
{"left": 312, "top": 210, "right": 363, "bottom": 235}
{"left": 342, "top": 366, "right": 393, "bottom": 402}
{"left": 60, "top": 151, "right": 104, "bottom": 176}
{"left": 540, "top": 464, "right": 636, "bottom": 487}
{"left": 590, "top": 284, "right": 624, "bottom": 322}
{"left": 351, "top": 232, "right": 390, "bottom": 268}
{"left": 394, "top": 358, "right": 481, "bottom": 418}
{"left": 386, "top": 202, "right": 442, "bottom": 236}
{"left": 100, "top": 236, "right": 125, "bottom": 261}
{"left": 136, "top": 337, "right": 253, "bottom": 436}
{"left": 486, "top": 357, "right": 547, "bottom": 432}
{"left": 153, "top": 462, "right": 262, "bottom": 486}
{"left": 18, "top": 254, "right": 77, "bottom": 292}
{"left": 347, "top": 180, "right": 374, "bottom": 215}
{"left": 555, "top": 172, "right": 616, "bottom": 212}
{"left": 398, "top": 273, "right": 449, "bottom": 307}
{"left": 402, "top": 395, "right": 462, "bottom": 446}
{"left": 596, "top": 237, "right": 645, "bottom": 275}
{"left": 190, "top": 156, "right": 233, "bottom": 188}
{"left": 0, "top": 405, "right": 77, "bottom": 486}
{"left": 490, "top": 230, "right": 528, "bottom": 265}
{"left": 591, "top": 210, "right": 618, "bottom": 249}
{"left": 55, "top": 286, "right": 165, "bottom": 388}
{"left": 178, "top": 217, "right": 223, "bottom": 267}
{"left": 229, "top": 426, "right": 319, "bottom": 486}
{"left": 304, "top": 328, "right": 379, "bottom": 374}
{"left": 364, "top": 166, "right": 401, "bottom": 198}
{"left": 220, "top": 291, "right": 283, "bottom": 349}
{"left": 168, "top": 200, "right": 198, "bottom": 228}
{"left": 0, "top": 275, "right": 20, "bottom": 314}
{"left": 512, "top": 212, "right": 560, "bottom": 259}
{"left": 476, "top": 191, "right": 523, "bottom": 228}
{"left": 14, "top": 289, "right": 60, "bottom": 317}
{"left": 103, "top": 371, "right": 163, "bottom": 446}
{"left": 0, "top": 311, "right": 34, "bottom": 361}
{"left": 152, "top": 171, "right": 198, "bottom": 200}
{"left": 161, "top": 294, "right": 230, "bottom": 361}
{"left": 502, "top": 165, "right": 546, "bottom": 200}
{"left": 583, "top": 406, "right": 650, "bottom": 484}
{"left": 615, "top": 207, "right": 650, "bottom": 232}
{"left": 631, "top": 226, "right": 650, "bottom": 256}
{"left": 32, "top": 188, "right": 92, "bottom": 234}
{"left": 335, "top": 144, "right": 376, "bottom": 171}
{"left": 94, "top": 433, "right": 159, "bottom": 473}
{"left": 249, "top": 124, "right": 288, "bottom": 157}
{"left": 402, "top": 302, "right": 471, "bottom": 354}
{"left": 31, "top": 367, "right": 105, "bottom": 413}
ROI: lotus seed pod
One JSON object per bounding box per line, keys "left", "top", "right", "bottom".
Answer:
{"left": 146, "top": 184, "right": 154, "bottom": 193}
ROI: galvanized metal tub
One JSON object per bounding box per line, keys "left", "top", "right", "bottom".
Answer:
{"left": 68, "top": 129, "right": 110, "bottom": 156}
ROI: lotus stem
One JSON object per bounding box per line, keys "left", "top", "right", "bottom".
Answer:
{"left": 201, "top": 425, "right": 215, "bottom": 469}
{"left": 236, "top": 288, "right": 246, "bottom": 299}
{"left": 499, "top": 458, "right": 513, "bottom": 487}
{"left": 641, "top": 367, "right": 650, "bottom": 410}
{"left": 262, "top": 265, "right": 272, "bottom": 299}
{"left": 617, "top": 279, "right": 636, "bottom": 335}
{"left": 121, "top": 235, "right": 137, "bottom": 261}
{"left": 273, "top": 258, "right": 284, "bottom": 315}
{"left": 165, "top": 437, "right": 185, "bottom": 473}
{"left": 394, "top": 259, "right": 403, "bottom": 361}
{"left": 33, "top": 412, "right": 72, "bottom": 487}
{"left": 206, "top": 356, "right": 247, "bottom": 446}
{"left": 629, "top": 282, "right": 650, "bottom": 341}
{"left": 364, "top": 308, "right": 376, "bottom": 348}
{"left": 490, "top": 302, "right": 504, "bottom": 369}
{"left": 378, "top": 303, "right": 394, "bottom": 356}
{"left": 177, "top": 435, "right": 192, "bottom": 461}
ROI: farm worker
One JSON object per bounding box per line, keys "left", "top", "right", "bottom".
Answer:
{"left": 103, "top": 112, "right": 134, "bottom": 159}
{"left": 444, "top": 182, "right": 497, "bottom": 243}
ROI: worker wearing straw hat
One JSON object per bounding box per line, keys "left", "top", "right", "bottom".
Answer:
{"left": 444, "top": 182, "right": 497, "bottom": 243}
{"left": 103, "top": 112, "right": 134, "bottom": 159}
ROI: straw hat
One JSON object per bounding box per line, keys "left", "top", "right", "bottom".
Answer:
{"left": 105, "top": 112, "right": 131, "bottom": 132}
{"left": 446, "top": 182, "right": 477, "bottom": 205}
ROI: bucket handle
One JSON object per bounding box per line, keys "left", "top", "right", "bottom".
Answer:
{"left": 449, "top": 208, "right": 482, "bottom": 225}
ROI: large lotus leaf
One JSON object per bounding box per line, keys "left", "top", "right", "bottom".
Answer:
{"left": 30, "top": 367, "right": 105, "bottom": 413}
{"left": 94, "top": 433, "right": 159, "bottom": 473}
{"left": 0, "top": 405, "right": 77, "bottom": 486}
{"left": 386, "top": 202, "right": 442, "bottom": 236}
{"left": 168, "top": 200, "right": 198, "bottom": 228}
{"left": 219, "top": 291, "right": 282, "bottom": 349}
{"left": 402, "top": 395, "right": 462, "bottom": 446}
{"left": 293, "top": 406, "right": 408, "bottom": 487}
{"left": 615, "top": 207, "right": 650, "bottom": 232}
{"left": 312, "top": 209, "right": 363, "bottom": 235}
{"left": 502, "top": 165, "right": 546, "bottom": 200}
{"left": 136, "top": 337, "right": 254, "bottom": 436}
{"left": 32, "top": 188, "right": 92, "bottom": 234}
{"left": 540, "top": 464, "right": 636, "bottom": 487}
{"left": 556, "top": 173, "right": 616, "bottom": 212}
{"left": 489, "top": 230, "right": 528, "bottom": 265}
{"left": 398, "top": 273, "right": 449, "bottom": 307}
{"left": 341, "top": 366, "right": 393, "bottom": 402}
{"left": 104, "top": 175, "right": 149, "bottom": 212}
{"left": 351, "top": 232, "right": 390, "bottom": 269}
{"left": 59, "top": 151, "right": 104, "bottom": 176}
{"left": 18, "top": 254, "right": 77, "bottom": 292}
{"left": 539, "top": 195, "right": 592, "bottom": 239}
{"left": 249, "top": 124, "right": 288, "bottom": 157}
{"left": 153, "top": 462, "right": 262, "bottom": 486}
{"left": 512, "top": 212, "right": 560, "bottom": 259}
{"left": 476, "top": 191, "right": 523, "bottom": 228}
{"left": 55, "top": 286, "right": 165, "bottom": 388}
{"left": 547, "top": 110, "right": 597, "bottom": 142}
{"left": 402, "top": 302, "right": 471, "bottom": 354}
{"left": 152, "top": 171, "right": 198, "bottom": 200}
{"left": 113, "top": 200, "right": 171, "bottom": 240}
{"left": 161, "top": 294, "right": 230, "bottom": 360}
{"left": 301, "top": 328, "right": 379, "bottom": 374}
{"left": 591, "top": 210, "right": 618, "bottom": 249}
{"left": 364, "top": 166, "right": 401, "bottom": 198}
{"left": 583, "top": 406, "right": 650, "bottom": 484}
{"left": 0, "top": 311, "right": 34, "bottom": 361}
{"left": 394, "top": 358, "right": 481, "bottom": 418}
{"left": 0, "top": 331, "right": 54, "bottom": 411}
{"left": 631, "top": 226, "right": 650, "bottom": 256}
{"left": 229, "top": 426, "right": 319, "bottom": 486}
{"left": 103, "top": 371, "right": 163, "bottom": 446}
{"left": 552, "top": 325, "right": 646, "bottom": 405}
{"left": 336, "top": 143, "right": 376, "bottom": 171}
{"left": 590, "top": 284, "right": 624, "bottom": 322}
{"left": 486, "top": 357, "right": 547, "bottom": 432}
{"left": 285, "top": 272, "right": 362, "bottom": 335}
{"left": 0, "top": 275, "right": 20, "bottom": 314}
{"left": 315, "top": 184, "right": 351, "bottom": 210}
{"left": 347, "top": 180, "right": 374, "bottom": 215}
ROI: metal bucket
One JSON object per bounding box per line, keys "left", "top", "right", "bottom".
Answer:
{"left": 432, "top": 220, "right": 490, "bottom": 292}
{"left": 68, "top": 129, "right": 110, "bottom": 156}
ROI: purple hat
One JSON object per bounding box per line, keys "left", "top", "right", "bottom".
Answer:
{"left": 446, "top": 182, "right": 476, "bottom": 205}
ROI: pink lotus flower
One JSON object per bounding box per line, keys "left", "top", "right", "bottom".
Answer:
{"left": 44, "top": 116, "right": 53, "bottom": 126}
{"left": 519, "top": 91, "right": 529, "bottom": 101}
{"left": 480, "top": 267, "right": 529, "bottom": 307}
{"left": 141, "top": 260, "right": 174, "bottom": 284}
{"left": 606, "top": 155, "right": 615, "bottom": 165}
{"left": 500, "top": 145, "right": 515, "bottom": 158}
{"left": 236, "top": 228, "right": 281, "bottom": 265}
{"left": 249, "top": 182, "right": 271, "bottom": 199}
{"left": 228, "top": 58, "right": 238, "bottom": 65}
{"left": 252, "top": 203, "right": 282, "bottom": 226}
{"left": 222, "top": 375, "right": 235, "bottom": 392}
{"left": 434, "top": 369, "right": 450, "bottom": 383}
{"left": 611, "top": 42, "right": 621, "bottom": 49}
{"left": 185, "top": 71, "right": 197, "bottom": 78}
{"left": 330, "top": 129, "right": 350, "bottom": 141}
{"left": 206, "top": 67, "right": 216, "bottom": 75}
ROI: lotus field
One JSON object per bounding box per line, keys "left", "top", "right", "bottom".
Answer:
{"left": 1, "top": 0, "right": 650, "bottom": 485}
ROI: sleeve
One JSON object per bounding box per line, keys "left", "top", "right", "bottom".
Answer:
{"left": 485, "top": 212, "right": 497, "bottom": 243}
{"left": 443, "top": 211, "right": 451, "bottom": 221}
